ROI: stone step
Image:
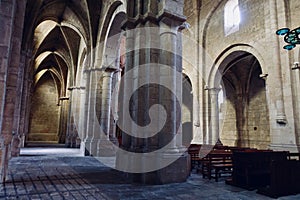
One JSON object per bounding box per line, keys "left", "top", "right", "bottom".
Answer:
{"left": 27, "top": 133, "right": 59, "bottom": 142}
{"left": 25, "top": 142, "right": 64, "bottom": 148}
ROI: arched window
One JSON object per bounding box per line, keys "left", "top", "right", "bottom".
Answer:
{"left": 224, "top": 0, "right": 240, "bottom": 36}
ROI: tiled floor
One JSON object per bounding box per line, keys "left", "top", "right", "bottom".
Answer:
{"left": 1, "top": 148, "right": 300, "bottom": 200}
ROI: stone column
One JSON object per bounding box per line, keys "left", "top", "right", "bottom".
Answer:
{"left": 120, "top": 30, "right": 134, "bottom": 150}
{"left": 23, "top": 80, "right": 33, "bottom": 147}
{"left": 269, "top": 0, "right": 286, "bottom": 124}
{"left": 11, "top": 51, "right": 26, "bottom": 157}
{"left": 80, "top": 69, "right": 90, "bottom": 155}
{"left": 65, "top": 87, "right": 74, "bottom": 147}
{"left": 97, "top": 68, "right": 118, "bottom": 156}
{"left": 159, "top": 21, "right": 180, "bottom": 153}
{"left": 82, "top": 68, "right": 94, "bottom": 155}
{"left": 75, "top": 85, "right": 85, "bottom": 148}
{"left": 70, "top": 84, "right": 84, "bottom": 148}
{"left": 208, "top": 88, "right": 221, "bottom": 145}
{"left": 58, "top": 97, "right": 69, "bottom": 144}
{"left": 68, "top": 117, "right": 77, "bottom": 147}
{"left": 194, "top": 0, "right": 202, "bottom": 131}
{"left": 100, "top": 69, "right": 115, "bottom": 140}
{"left": 156, "top": 12, "right": 190, "bottom": 183}
{"left": 19, "top": 50, "right": 32, "bottom": 148}
{"left": 71, "top": 86, "right": 84, "bottom": 148}
{"left": 85, "top": 68, "right": 101, "bottom": 156}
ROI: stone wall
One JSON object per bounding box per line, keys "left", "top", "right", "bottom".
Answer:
{"left": 182, "top": 0, "right": 300, "bottom": 152}
{"left": 28, "top": 73, "right": 60, "bottom": 143}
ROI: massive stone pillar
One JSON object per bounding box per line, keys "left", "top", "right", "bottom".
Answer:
{"left": 0, "top": 0, "right": 27, "bottom": 182}
{"left": 116, "top": 0, "right": 189, "bottom": 184}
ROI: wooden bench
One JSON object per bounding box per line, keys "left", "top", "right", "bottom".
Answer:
{"left": 210, "top": 152, "right": 233, "bottom": 182}
{"left": 201, "top": 150, "right": 233, "bottom": 181}
{"left": 200, "top": 146, "right": 255, "bottom": 182}
{"left": 187, "top": 144, "right": 201, "bottom": 171}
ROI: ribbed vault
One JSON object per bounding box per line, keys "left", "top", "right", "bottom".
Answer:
{"left": 22, "top": 0, "right": 103, "bottom": 144}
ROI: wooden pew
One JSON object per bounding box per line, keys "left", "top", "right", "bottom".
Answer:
{"left": 227, "top": 146, "right": 252, "bottom": 152}
{"left": 229, "top": 151, "right": 288, "bottom": 190}
{"left": 188, "top": 144, "right": 215, "bottom": 173}
{"left": 187, "top": 144, "right": 201, "bottom": 172}
{"left": 201, "top": 146, "right": 256, "bottom": 181}
{"left": 257, "top": 159, "right": 300, "bottom": 198}
{"left": 210, "top": 152, "right": 233, "bottom": 182}
{"left": 287, "top": 152, "right": 300, "bottom": 160}
{"left": 201, "top": 150, "right": 233, "bottom": 181}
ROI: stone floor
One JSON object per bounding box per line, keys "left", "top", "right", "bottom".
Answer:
{"left": 1, "top": 148, "right": 300, "bottom": 200}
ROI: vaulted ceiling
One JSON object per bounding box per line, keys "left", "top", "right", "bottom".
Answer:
{"left": 22, "top": 0, "right": 102, "bottom": 98}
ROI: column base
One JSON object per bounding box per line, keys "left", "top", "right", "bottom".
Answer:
{"left": 164, "top": 147, "right": 180, "bottom": 153}
{"left": 156, "top": 152, "right": 190, "bottom": 184}
{"left": 80, "top": 141, "right": 90, "bottom": 156}
{"left": 75, "top": 137, "right": 81, "bottom": 148}
{"left": 109, "top": 137, "right": 119, "bottom": 146}
{"left": 117, "top": 152, "right": 190, "bottom": 184}
{"left": 65, "top": 136, "right": 71, "bottom": 147}
{"left": 90, "top": 140, "right": 100, "bottom": 156}
{"left": 97, "top": 138, "right": 117, "bottom": 157}
{"left": 84, "top": 139, "right": 99, "bottom": 156}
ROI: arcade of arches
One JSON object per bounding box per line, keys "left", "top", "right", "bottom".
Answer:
{"left": 1, "top": 0, "right": 300, "bottom": 184}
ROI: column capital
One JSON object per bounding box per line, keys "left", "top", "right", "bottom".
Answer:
{"left": 91, "top": 67, "right": 103, "bottom": 72}
{"left": 157, "top": 0, "right": 186, "bottom": 27}
{"left": 68, "top": 86, "right": 83, "bottom": 91}
{"left": 204, "top": 86, "right": 222, "bottom": 93}
{"left": 59, "top": 97, "right": 69, "bottom": 101}
{"left": 122, "top": 0, "right": 186, "bottom": 30}
{"left": 158, "top": 13, "right": 186, "bottom": 29}
{"left": 90, "top": 66, "right": 119, "bottom": 73}
{"left": 68, "top": 86, "right": 76, "bottom": 91}
{"left": 104, "top": 66, "right": 120, "bottom": 73}
{"left": 83, "top": 68, "right": 92, "bottom": 74}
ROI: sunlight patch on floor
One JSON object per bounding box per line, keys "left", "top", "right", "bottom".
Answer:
{"left": 20, "top": 147, "right": 83, "bottom": 157}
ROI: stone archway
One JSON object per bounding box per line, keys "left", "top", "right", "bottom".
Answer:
{"left": 218, "top": 51, "right": 270, "bottom": 149}
{"left": 95, "top": 11, "right": 126, "bottom": 144}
